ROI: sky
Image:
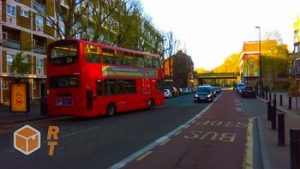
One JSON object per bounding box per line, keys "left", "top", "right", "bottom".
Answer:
{"left": 139, "top": 0, "right": 300, "bottom": 70}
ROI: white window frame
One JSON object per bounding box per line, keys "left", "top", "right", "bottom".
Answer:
{"left": 36, "top": 15, "right": 43, "bottom": 27}
{"left": 32, "top": 80, "right": 36, "bottom": 90}
{"left": 6, "top": 4, "right": 16, "bottom": 17}
{"left": 7, "top": 54, "right": 14, "bottom": 66}
{"left": 36, "top": 59, "right": 44, "bottom": 68}
{"left": 20, "top": 9, "right": 29, "bottom": 18}
{"left": 3, "top": 81, "right": 9, "bottom": 90}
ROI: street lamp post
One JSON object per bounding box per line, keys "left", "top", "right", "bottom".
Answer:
{"left": 255, "top": 26, "right": 262, "bottom": 96}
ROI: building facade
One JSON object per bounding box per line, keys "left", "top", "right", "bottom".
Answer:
{"left": 0, "top": 0, "right": 164, "bottom": 104}
{"left": 288, "top": 17, "right": 300, "bottom": 93}
{"left": 0, "top": 0, "right": 56, "bottom": 103}
{"left": 241, "top": 40, "right": 289, "bottom": 90}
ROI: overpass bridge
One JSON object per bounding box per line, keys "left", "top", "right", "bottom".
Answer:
{"left": 195, "top": 72, "right": 240, "bottom": 79}
{"left": 193, "top": 72, "right": 240, "bottom": 85}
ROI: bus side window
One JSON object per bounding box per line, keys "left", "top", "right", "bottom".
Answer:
{"left": 125, "top": 80, "right": 136, "bottom": 94}
{"left": 137, "top": 58, "right": 144, "bottom": 67}
{"left": 85, "top": 45, "right": 101, "bottom": 63}
{"left": 104, "top": 80, "right": 117, "bottom": 95}
{"left": 144, "top": 57, "right": 153, "bottom": 67}
{"left": 153, "top": 58, "right": 160, "bottom": 68}
{"left": 103, "top": 55, "right": 113, "bottom": 64}
{"left": 96, "top": 80, "right": 103, "bottom": 95}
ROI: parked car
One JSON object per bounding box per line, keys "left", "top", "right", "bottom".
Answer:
{"left": 211, "top": 86, "right": 217, "bottom": 97}
{"left": 240, "top": 86, "right": 256, "bottom": 98}
{"left": 215, "top": 86, "right": 222, "bottom": 94}
{"left": 182, "top": 88, "right": 191, "bottom": 95}
{"left": 194, "top": 86, "right": 214, "bottom": 103}
{"left": 164, "top": 89, "right": 172, "bottom": 98}
{"left": 236, "top": 83, "right": 246, "bottom": 93}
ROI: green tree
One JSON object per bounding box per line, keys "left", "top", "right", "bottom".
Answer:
{"left": 9, "top": 52, "right": 32, "bottom": 81}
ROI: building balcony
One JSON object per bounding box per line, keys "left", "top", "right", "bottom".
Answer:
{"left": 2, "top": 39, "right": 21, "bottom": 50}
{"left": 33, "top": 45, "right": 46, "bottom": 54}
{"left": 33, "top": 1, "right": 45, "bottom": 12}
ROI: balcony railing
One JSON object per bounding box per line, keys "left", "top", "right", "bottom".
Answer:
{"left": 33, "top": 45, "right": 46, "bottom": 54}
{"left": 2, "top": 39, "right": 21, "bottom": 49}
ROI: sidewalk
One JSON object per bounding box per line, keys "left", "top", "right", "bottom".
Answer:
{"left": 248, "top": 95, "right": 300, "bottom": 169}
{"left": 265, "top": 91, "right": 300, "bottom": 113}
{"left": 0, "top": 102, "right": 49, "bottom": 125}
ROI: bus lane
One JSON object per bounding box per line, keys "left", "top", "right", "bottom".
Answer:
{"left": 122, "top": 91, "right": 252, "bottom": 169}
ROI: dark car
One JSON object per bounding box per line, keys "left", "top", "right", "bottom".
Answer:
{"left": 194, "top": 86, "right": 214, "bottom": 103}
{"left": 241, "top": 86, "right": 256, "bottom": 98}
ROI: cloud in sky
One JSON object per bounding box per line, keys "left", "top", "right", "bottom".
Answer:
{"left": 140, "top": 0, "right": 300, "bottom": 70}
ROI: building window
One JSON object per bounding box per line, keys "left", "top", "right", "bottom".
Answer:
{"left": 20, "top": 9, "right": 29, "bottom": 18}
{"left": 3, "top": 81, "right": 9, "bottom": 90}
{"left": 36, "top": 15, "right": 43, "bottom": 27}
{"left": 33, "top": 80, "right": 36, "bottom": 89}
{"left": 37, "top": 59, "right": 44, "bottom": 68}
{"left": 6, "top": 4, "right": 16, "bottom": 17}
{"left": 7, "top": 54, "right": 15, "bottom": 69}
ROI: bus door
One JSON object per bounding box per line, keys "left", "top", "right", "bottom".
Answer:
{"left": 94, "top": 80, "right": 106, "bottom": 115}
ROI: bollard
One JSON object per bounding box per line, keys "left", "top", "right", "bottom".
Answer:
{"left": 290, "top": 129, "right": 300, "bottom": 169}
{"left": 280, "top": 94, "right": 283, "bottom": 106}
{"left": 289, "top": 97, "right": 292, "bottom": 110}
{"left": 278, "top": 113, "right": 285, "bottom": 146}
{"left": 267, "top": 101, "right": 271, "bottom": 121}
{"left": 269, "top": 93, "right": 272, "bottom": 102}
{"left": 273, "top": 99, "right": 277, "bottom": 108}
{"left": 40, "top": 97, "right": 48, "bottom": 116}
{"left": 271, "top": 105, "right": 277, "bottom": 130}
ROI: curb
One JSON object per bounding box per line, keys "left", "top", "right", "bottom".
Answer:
{"left": 254, "top": 118, "right": 271, "bottom": 169}
{"left": 0, "top": 115, "right": 57, "bottom": 125}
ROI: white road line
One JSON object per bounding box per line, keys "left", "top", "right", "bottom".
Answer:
{"left": 108, "top": 93, "right": 223, "bottom": 169}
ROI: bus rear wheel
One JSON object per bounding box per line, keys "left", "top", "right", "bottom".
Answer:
{"left": 107, "top": 104, "right": 116, "bottom": 116}
{"left": 148, "top": 99, "right": 154, "bottom": 110}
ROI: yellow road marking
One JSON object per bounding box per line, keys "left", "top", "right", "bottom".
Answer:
{"left": 160, "top": 138, "right": 171, "bottom": 146}
{"left": 243, "top": 118, "right": 253, "bottom": 169}
{"left": 136, "top": 151, "right": 153, "bottom": 161}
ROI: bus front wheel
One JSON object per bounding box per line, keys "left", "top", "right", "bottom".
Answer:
{"left": 107, "top": 103, "right": 116, "bottom": 116}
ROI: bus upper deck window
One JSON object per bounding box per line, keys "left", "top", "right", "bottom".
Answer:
{"left": 85, "top": 45, "right": 101, "bottom": 63}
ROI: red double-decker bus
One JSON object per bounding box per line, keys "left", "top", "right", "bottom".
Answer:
{"left": 47, "top": 39, "right": 164, "bottom": 117}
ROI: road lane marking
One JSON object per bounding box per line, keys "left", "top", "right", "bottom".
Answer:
{"left": 184, "top": 124, "right": 191, "bottom": 128}
{"left": 243, "top": 118, "right": 254, "bottom": 169}
{"left": 108, "top": 93, "right": 223, "bottom": 169}
{"left": 160, "top": 138, "right": 171, "bottom": 146}
{"left": 136, "top": 151, "right": 153, "bottom": 161}
{"left": 175, "top": 131, "right": 182, "bottom": 136}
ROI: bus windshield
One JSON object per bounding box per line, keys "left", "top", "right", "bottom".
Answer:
{"left": 50, "top": 43, "right": 78, "bottom": 65}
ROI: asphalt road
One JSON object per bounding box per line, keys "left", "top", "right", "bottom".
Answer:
{"left": 0, "top": 94, "right": 209, "bottom": 169}
{"left": 124, "top": 91, "right": 252, "bottom": 169}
